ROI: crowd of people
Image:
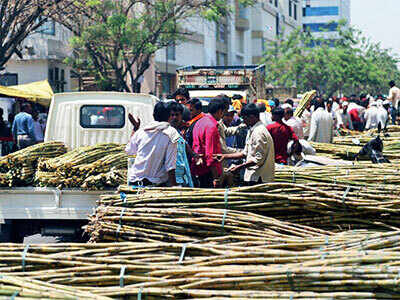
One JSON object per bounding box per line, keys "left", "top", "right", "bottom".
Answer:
{"left": 0, "top": 102, "right": 46, "bottom": 155}
{"left": 126, "top": 81, "right": 400, "bottom": 189}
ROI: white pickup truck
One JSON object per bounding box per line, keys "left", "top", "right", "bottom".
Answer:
{"left": 0, "top": 92, "right": 157, "bottom": 242}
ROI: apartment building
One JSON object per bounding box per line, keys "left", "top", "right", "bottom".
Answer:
{"left": 151, "top": 0, "right": 303, "bottom": 97}
{"left": 302, "top": 0, "right": 351, "bottom": 42}
{"left": 2, "top": 21, "right": 73, "bottom": 92}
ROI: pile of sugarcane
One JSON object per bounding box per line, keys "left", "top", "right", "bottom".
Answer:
{"left": 35, "top": 143, "right": 128, "bottom": 189}
{"left": 0, "top": 274, "right": 110, "bottom": 299}
{"left": 0, "top": 142, "right": 67, "bottom": 187}
{"left": 96, "top": 182, "right": 400, "bottom": 231}
{"left": 275, "top": 163, "right": 400, "bottom": 186}
{"left": 85, "top": 206, "right": 330, "bottom": 243}
{"left": 2, "top": 239, "right": 400, "bottom": 299}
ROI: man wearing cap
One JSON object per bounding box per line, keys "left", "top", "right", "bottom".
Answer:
{"left": 336, "top": 101, "right": 354, "bottom": 130}
{"left": 282, "top": 103, "right": 304, "bottom": 139}
{"left": 257, "top": 102, "right": 273, "bottom": 126}
{"left": 388, "top": 80, "right": 400, "bottom": 125}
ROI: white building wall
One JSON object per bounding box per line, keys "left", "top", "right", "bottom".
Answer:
{"left": 3, "top": 22, "right": 73, "bottom": 92}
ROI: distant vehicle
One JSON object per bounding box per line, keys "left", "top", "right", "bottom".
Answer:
{"left": 176, "top": 65, "right": 266, "bottom": 106}
{"left": 0, "top": 92, "right": 158, "bottom": 242}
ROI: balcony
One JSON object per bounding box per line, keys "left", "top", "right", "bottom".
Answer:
{"left": 235, "top": 17, "right": 250, "bottom": 31}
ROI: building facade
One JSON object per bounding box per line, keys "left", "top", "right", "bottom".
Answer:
{"left": 302, "top": 0, "right": 351, "bottom": 41}
{"left": 2, "top": 20, "right": 74, "bottom": 92}
{"left": 149, "top": 0, "right": 302, "bottom": 98}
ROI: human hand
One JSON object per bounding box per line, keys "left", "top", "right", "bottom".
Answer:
{"left": 128, "top": 113, "right": 141, "bottom": 131}
{"left": 194, "top": 154, "right": 204, "bottom": 166}
{"left": 226, "top": 165, "right": 240, "bottom": 173}
{"left": 213, "top": 154, "right": 225, "bottom": 162}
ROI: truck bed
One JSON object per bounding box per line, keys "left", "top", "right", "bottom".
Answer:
{"left": 0, "top": 187, "right": 110, "bottom": 222}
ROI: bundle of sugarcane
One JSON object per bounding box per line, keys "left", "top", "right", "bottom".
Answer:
{"left": 275, "top": 163, "right": 400, "bottom": 186}
{"left": 0, "top": 274, "right": 111, "bottom": 299}
{"left": 98, "top": 183, "right": 400, "bottom": 231}
{"left": 88, "top": 288, "right": 400, "bottom": 299}
{"left": 81, "top": 168, "right": 127, "bottom": 190}
{"left": 294, "top": 90, "right": 316, "bottom": 118}
{"left": 311, "top": 141, "right": 400, "bottom": 160}
{"left": 36, "top": 143, "right": 127, "bottom": 189}
{"left": 0, "top": 142, "right": 67, "bottom": 186}
{"left": 86, "top": 206, "right": 330, "bottom": 243}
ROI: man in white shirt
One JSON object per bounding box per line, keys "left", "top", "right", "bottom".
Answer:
{"left": 336, "top": 101, "right": 353, "bottom": 130}
{"left": 125, "top": 102, "right": 179, "bottom": 187}
{"left": 364, "top": 102, "right": 379, "bottom": 130}
{"left": 308, "top": 101, "right": 334, "bottom": 143}
{"left": 282, "top": 103, "right": 304, "bottom": 139}
{"left": 376, "top": 100, "right": 388, "bottom": 129}
{"left": 388, "top": 80, "right": 400, "bottom": 125}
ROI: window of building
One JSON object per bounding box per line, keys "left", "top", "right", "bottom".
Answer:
{"left": 294, "top": 3, "right": 297, "bottom": 20}
{"left": 216, "top": 23, "right": 227, "bottom": 43}
{"left": 216, "top": 51, "right": 227, "bottom": 66}
{"left": 167, "top": 43, "right": 176, "bottom": 61}
{"left": 275, "top": 15, "right": 280, "bottom": 36}
{"left": 237, "top": 31, "right": 244, "bottom": 53}
{"left": 36, "top": 19, "right": 56, "bottom": 35}
{"left": 289, "top": 1, "right": 292, "bottom": 17}
{"left": 0, "top": 73, "right": 18, "bottom": 86}
{"left": 261, "top": 37, "right": 266, "bottom": 53}
{"left": 303, "top": 6, "right": 339, "bottom": 17}
{"left": 48, "top": 67, "right": 66, "bottom": 93}
{"left": 303, "top": 22, "right": 339, "bottom": 32}
{"left": 236, "top": 55, "right": 244, "bottom": 65}
{"left": 80, "top": 105, "right": 125, "bottom": 129}
{"left": 274, "top": 0, "right": 278, "bottom": 7}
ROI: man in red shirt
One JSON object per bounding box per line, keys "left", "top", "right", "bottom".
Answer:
{"left": 267, "top": 107, "right": 299, "bottom": 164}
{"left": 191, "top": 99, "right": 224, "bottom": 188}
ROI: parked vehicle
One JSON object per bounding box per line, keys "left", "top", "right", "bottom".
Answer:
{"left": 0, "top": 92, "right": 158, "bottom": 242}
{"left": 176, "top": 65, "right": 266, "bottom": 106}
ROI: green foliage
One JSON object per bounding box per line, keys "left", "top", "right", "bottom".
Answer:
{"left": 262, "top": 22, "right": 400, "bottom": 97}
{"left": 62, "top": 0, "right": 255, "bottom": 92}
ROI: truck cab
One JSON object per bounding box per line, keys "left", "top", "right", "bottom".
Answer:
{"left": 0, "top": 92, "right": 158, "bottom": 242}
{"left": 45, "top": 92, "right": 158, "bottom": 149}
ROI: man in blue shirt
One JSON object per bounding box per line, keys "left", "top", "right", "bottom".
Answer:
{"left": 168, "top": 102, "right": 194, "bottom": 187}
{"left": 12, "top": 103, "right": 36, "bottom": 150}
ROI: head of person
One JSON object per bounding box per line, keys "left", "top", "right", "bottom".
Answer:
{"left": 326, "top": 100, "right": 333, "bottom": 112}
{"left": 281, "top": 103, "right": 293, "bottom": 121}
{"left": 188, "top": 98, "right": 202, "bottom": 119}
{"left": 173, "top": 87, "right": 190, "bottom": 105}
{"left": 285, "top": 99, "right": 294, "bottom": 107}
{"left": 232, "top": 94, "right": 243, "bottom": 102}
{"left": 241, "top": 103, "right": 260, "bottom": 127}
{"left": 273, "top": 98, "right": 280, "bottom": 108}
{"left": 215, "top": 94, "right": 231, "bottom": 113}
{"left": 208, "top": 98, "right": 225, "bottom": 121}
{"left": 271, "top": 107, "right": 285, "bottom": 122}
{"left": 167, "top": 102, "right": 184, "bottom": 129}
{"left": 223, "top": 106, "right": 236, "bottom": 126}
{"left": 314, "top": 100, "right": 325, "bottom": 111}
{"left": 153, "top": 102, "right": 171, "bottom": 122}
{"left": 257, "top": 102, "right": 266, "bottom": 113}
{"left": 21, "top": 102, "right": 32, "bottom": 114}
{"left": 389, "top": 80, "right": 396, "bottom": 88}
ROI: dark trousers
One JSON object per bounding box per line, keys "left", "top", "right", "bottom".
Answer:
{"left": 196, "top": 172, "right": 214, "bottom": 188}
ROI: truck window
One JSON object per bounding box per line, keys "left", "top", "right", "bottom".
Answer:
{"left": 80, "top": 105, "right": 125, "bottom": 129}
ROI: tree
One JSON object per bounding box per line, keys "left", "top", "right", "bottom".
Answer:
{"left": 54, "top": 0, "right": 255, "bottom": 92}
{"left": 262, "top": 22, "right": 400, "bottom": 97}
{"left": 0, "top": 0, "right": 73, "bottom": 69}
